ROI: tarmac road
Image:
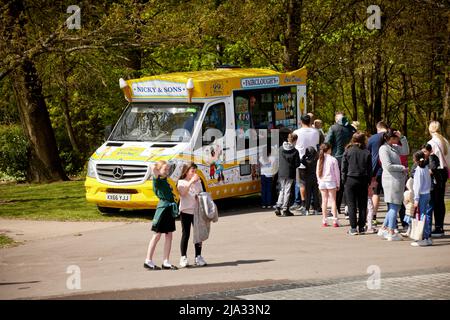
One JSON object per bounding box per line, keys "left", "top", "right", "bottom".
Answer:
{"left": 1, "top": 195, "right": 450, "bottom": 300}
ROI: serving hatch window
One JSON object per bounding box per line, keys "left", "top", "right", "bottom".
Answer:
{"left": 109, "top": 102, "right": 202, "bottom": 142}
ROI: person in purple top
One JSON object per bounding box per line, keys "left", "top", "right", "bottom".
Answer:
{"left": 367, "top": 121, "right": 388, "bottom": 224}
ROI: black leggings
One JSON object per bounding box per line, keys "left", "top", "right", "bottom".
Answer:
{"left": 345, "top": 176, "right": 368, "bottom": 231}
{"left": 180, "top": 212, "right": 202, "bottom": 257}
{"left": 432, "top": 177, "right": 447, "bottom": 229}
{"left": 304, "top": 173, "right": 320, "bottom": 211}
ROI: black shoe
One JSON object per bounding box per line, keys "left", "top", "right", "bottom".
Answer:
{"left": 431, "top": 228, "right": 445, "bottom": 238}
{"left": 348, "top": 228, "right": 358, "bottom": 236}
{"left": 143, "top": 262, "right": 161, "bottom": 270}
{"left": 282, "top": 210, "right": 294, "bottom": 217}
{"left": 358, "top": 228, "right": 366, "bottom": 235}
{"left": 162, "top": 264, "right": 178, "bottom": 270}
{"left": 275, "top": 207, "right": 281, "bottom": 216}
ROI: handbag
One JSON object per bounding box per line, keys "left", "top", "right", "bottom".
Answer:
{"left": 410, "top": 207, "right": 425, "bottom": 241}
{"left": 197, "top": 192, "right": 219, "bottom": 222}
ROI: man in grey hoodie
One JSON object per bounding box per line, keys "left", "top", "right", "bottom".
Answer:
{"left": 276, "top": 133, "right": 301, "bottom": 217}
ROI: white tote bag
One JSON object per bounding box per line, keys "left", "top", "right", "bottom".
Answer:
{"left": 410, "top": 208, "right": 425, "bottom": 241}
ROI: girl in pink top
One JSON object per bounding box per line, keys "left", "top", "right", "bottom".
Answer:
{"left": 177, "top": 162, "right": 206, "bottom": 268}
{"left": 316, "top": 143, "right": 341, "bottom": 227}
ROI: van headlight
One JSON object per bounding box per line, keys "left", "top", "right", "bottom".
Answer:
{"left": 87, "top": 159, "right": 96, "bottom": 178}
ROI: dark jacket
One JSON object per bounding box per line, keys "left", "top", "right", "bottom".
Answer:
{"left": 300, "top": 146, "right": 318, "bottom": 177}
{"left": 412, "top": 154, "right": 443, "bottom": 188}
{"left": 325, "top": 116, "right": 356, "bottom": 161}
{"left": 342, "top": 144, "right": 372, "bottom": 184}
{"left": 278, "top": 141, "right": 301, "bottom": 179}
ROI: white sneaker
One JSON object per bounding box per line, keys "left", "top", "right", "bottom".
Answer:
{"left": 386, "top": 233, "right": 402, "bottom": 241}
{"left": 344, "top": 205, "right": 349, "bottom": 214}
{"left": 179, "top": 256, "right": 189, "bottom": 268}
{"left": 426, "top": 238, "right": 433, "bottom": 246}
{"left": 195, "top": 255, "right": 207, "bottom": 266}
{"left": 377, "top": 228, "right": 388, "bottom": 238}
{"left": 411, "top": 239, "right": 432, "bottom": 247}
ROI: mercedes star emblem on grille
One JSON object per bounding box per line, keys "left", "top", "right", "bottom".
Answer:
{"left": 112, "top": 166, "right": 124, "bottom": 179}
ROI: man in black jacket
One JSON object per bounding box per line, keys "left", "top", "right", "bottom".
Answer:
{"left": 276, "top": 133, "right": 301, "bottom": 217}
{"left": 325, "top": 111, "right": 356, "bottom": 215}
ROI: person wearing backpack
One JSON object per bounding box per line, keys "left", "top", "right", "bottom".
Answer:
{"left": 275, "top": 133, "right": 301, "bottom": 217}
{"left": 300, "top": 146, "right": 321, "bottom": 215}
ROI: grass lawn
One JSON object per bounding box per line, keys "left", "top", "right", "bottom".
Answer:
{"left": 0, "top": 234, "right": 17, "bottom": 248}
{"left": 0, "top": 180, "right": 151, "bottom": 222}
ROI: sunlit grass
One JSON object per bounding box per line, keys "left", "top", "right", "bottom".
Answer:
{"left": 0, "top": 180, "right": 151, "bottom": 222}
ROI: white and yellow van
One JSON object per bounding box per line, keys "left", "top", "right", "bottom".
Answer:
{"left": 85, "top": 66, "right": 307, "bottom": 213}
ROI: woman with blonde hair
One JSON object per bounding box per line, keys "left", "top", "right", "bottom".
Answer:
{"left": 144, "top": 160, "right": 178, "bottom": 270}
{"left": 427, "top": 121, "right": 449, "bottom": 237}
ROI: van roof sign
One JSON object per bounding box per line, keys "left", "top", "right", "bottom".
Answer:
{"left": 120, "top": 67, "right": 306, "bottom": 101}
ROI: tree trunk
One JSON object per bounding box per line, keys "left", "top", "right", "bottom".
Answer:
{"left": 443, "top": 69, "right": 450, "bottom": 138}
{"left": 350, "top": 66, "right": 358, "bottom": 121}
{"left": 383, "top": 63, "right": 389, "bottom": 121}
{"left": 12, "top": 59, "right": 68, "bottom": 182}
{"left": 8, "top": 0, "right": 67, "bottom": 182}
{"left": 360, "top": 70, "right": 372, "bottom": 133}
{"left": 401, "top": 71, "right": 408, "bottom": 136}
{"left": 373, "top": 52, "right": 383, "bottom": 127}
{"left": 283, "top": 0, "right": 302, "bottom": 71}
{"left": 408, "top": 75, "right": 428, "bottom": 135}
{"left": 441, "top": 13, "right": 450, "bottom": 137}
{"left": 61, "top": 55, "right": 80, "bottom": 154}
{"left": 62, "top": 83, "right": 80, "bottom": 154}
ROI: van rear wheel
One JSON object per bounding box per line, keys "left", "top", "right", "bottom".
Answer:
{"left": 97, "top": 206, "right": 121, "bottom": 214}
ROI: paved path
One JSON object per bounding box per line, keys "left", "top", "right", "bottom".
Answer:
{"left": 0, "top": 194, "right": 449, "bottom": 300}
{"left": 0, "top": 220, "right": 129, "bottom": 243}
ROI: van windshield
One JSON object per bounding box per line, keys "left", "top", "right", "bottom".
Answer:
{"left": 110, "top": 103, "right": 202, "bottom": 142}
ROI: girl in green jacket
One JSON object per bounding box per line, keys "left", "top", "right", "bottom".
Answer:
{"left": 144, "top": 160, "right": 179, "bottom": 270}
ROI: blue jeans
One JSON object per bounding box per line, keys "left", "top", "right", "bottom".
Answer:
{"left": 261, "top": 175, "right": 273, "bottom": 206}
{"left": 383, "top": 203, "right": 400, "bottom": 230}
{"left": 294, "top": 181, "right": 302, "bottom": 205}
{"left": 418, "top": 193, "right": 432, "bottom": 239}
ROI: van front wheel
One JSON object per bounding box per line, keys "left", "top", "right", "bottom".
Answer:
{"left": 97, "top": 206, "right": 121, "bottom": 214}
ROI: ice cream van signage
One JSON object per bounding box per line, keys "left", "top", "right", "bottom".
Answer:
{"left": 132, "top": 81, "right": 187, "bottom": 97}
{"left": 241, "top": 76, "right": 279, "bottom": 89}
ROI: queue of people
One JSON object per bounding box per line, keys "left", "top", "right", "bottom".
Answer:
{"left": 269, "top": 114, "right": 449, "bottom": 247}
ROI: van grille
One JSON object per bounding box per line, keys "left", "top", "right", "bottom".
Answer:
{"left": 96, "top": 164, "right": 148, "bottom": 184}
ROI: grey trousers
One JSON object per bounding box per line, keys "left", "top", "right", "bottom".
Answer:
{"left": 276, "top": 178, "right": 294, "bottom": 210}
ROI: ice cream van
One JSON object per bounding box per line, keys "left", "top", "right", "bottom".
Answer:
{"left": 85, "top": 66, "right": 307, "bottom": 213}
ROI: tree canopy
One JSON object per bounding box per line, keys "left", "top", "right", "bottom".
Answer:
{"left": 0, "top": 0, "right": 448, "bottom": 181}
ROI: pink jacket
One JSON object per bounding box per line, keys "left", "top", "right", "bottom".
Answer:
{"left": 316, "top": 154, "right": 340, "bottom": 188}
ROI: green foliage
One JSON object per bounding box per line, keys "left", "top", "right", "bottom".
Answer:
{"left": 0, "top": 0, "right": 448, "bottom": 182}
{"left": 0, "top": 125, "right": 29, "bottom": 181}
